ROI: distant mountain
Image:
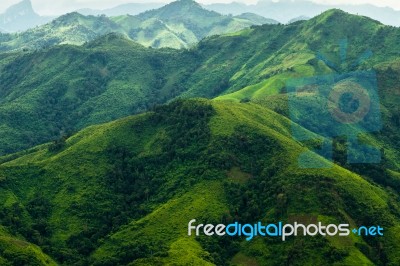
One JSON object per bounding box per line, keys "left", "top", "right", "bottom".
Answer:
{"left": 234, "top": 12, "right": 279, "bottom": 25}
{"left": 77, "top": 2, "right": 164, "bottom": 16}
{"left": 0, "top": 9, "right": 399, "bottom": 158}
{"left": 0, "top": 0, "right": 276, "bottom": 51}
{"left": 288, "top": 15, "right": 310, "bottom": 24}
{"left": 0, "top": 0, "right": 52, "bottom": 32}
{"left": 129, "top": 0, "right": 274, "bottom": 44}
{"left": 0, "top": 12, "right": 123, "bottom": 52}
{"left": 205, "top": 0, "right": 400, "bottom": 26}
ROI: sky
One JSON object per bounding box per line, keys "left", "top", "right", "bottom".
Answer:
{"left": 0, "top": 0, "right": 399, "bottom": 16}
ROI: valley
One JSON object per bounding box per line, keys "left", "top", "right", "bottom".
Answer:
{"left": 0, "top": 1, "right": 398, "bottom": 265}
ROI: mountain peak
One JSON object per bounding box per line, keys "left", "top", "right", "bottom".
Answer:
{"left": 137, "top": 0, "right": 219, "bottom": 22}
{"left": 4, "top": 0, "right": 34, "bottom": 14}
{"left": 309, "top": 8, "right": 382, "bottom": 27}
{"left": 175, "top": 0, "right": 200, "bottom": 6}
{"left": 86, "top": 32, "right": 143, "bottom": 50}
{"left": 0, "top": 0, "right": 48, "bottom": 32}
{"left": 320, "top": 8, "right": 348, "bottom": 17}
{"left": 52, "top": 12, "right": 85, "bottom": 25}
{"left": 159, "top": 0, "right": 204, "bottom": 12}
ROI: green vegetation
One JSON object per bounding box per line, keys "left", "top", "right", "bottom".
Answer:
{"left": 0, "top": 0, "right": 274, "bottom": 52}
{"left": 0, "top": 7, "right": 398, "bottom": 266}
{"left": 1, "top": 8, "right": 399, "bottom": 158}
{"left": 0, "top": 99, "right": 398, "bottom": 265}
{"left": 0, "top": 227, "right": 56, "bottom": 266}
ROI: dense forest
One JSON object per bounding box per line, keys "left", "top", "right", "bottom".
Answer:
{"left": 0, "top": 5, "right": 398, "bottom": 266}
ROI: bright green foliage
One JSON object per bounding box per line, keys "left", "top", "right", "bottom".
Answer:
{"left": 0, "top": 99, "right": 398, "bottom": 265}
{"left": 0, "top": 8, "right": 398, "bottom": 266}
{"left": 0, "top": 227, "right": 56, "bottom": 266}
{"left": 1, "top": 9, "right": 399, "bottom": 157}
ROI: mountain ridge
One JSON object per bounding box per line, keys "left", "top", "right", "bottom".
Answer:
{"left": 205, "top": 0, "right": 400, "bottom": 26}
{"left": 77, "top": 2, "right": 164, "bottom": 17}
{"left": 0, "top": 0, "right": 52, "bottom": 32}
{"left": 73, "top": 0, "right": 400, "bottom": 27}
{"left": 0, "top": 99, "right": 398, "bottom": 264}
{"left": 0, "top": 9, "right": 399, "bottom": 159}
{"left": 0, "top": 0, "right": 276, "bottom": 51}
{"left": 0, "top": 7, "right": 398, "bottom": 265}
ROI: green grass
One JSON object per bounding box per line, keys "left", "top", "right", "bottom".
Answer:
{"left": 93, "top": 181, "right": 227, "bottom": 264}
{"left": 0, "top": 228, "right": 56, "bottom": 266}
{"left": 216, "top": 73, "right": 294, "bottom": 102}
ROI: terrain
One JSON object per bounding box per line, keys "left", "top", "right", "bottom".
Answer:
{"left": 0, "top": 6, "right": 398, "bottom": 266}
{"left": 0, "top": 0, "right": 276, "bottom": 51}
{"left": 206, "top": 0, "right": 400, "bottom": 26}
{"left": 0, "top": 97, "right": 399, "bottom": 265}
{"left": 0, "top": 8, "right": 398, "bottom": 158}
{"left": 0, "top": 0, "right": 51, "bottom": 32}
{"left": 71, "top": 0, "right": 400, "bottom": 27}
{"left": 77, "top": 3, "right": 165, "bottom": 17}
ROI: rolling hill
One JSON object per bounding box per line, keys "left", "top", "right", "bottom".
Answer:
{"left": 0, "top": 9, "right": 398, "bottom": 161}
{"left": 72, "top": 0, "right": 400, "bottom": 27}
{"left": 205, "top": 0, "right": 400, "bottom": 26}
{"left": 0, "top": 99, "right": 398, "bottom": 265}
{"left": 77, "top": 3, "right": 165, "bottom": 17}
{"left": 0, "top": 0, "right": 276, "bottom": 51}
{"left": 0, "top": 8, "right": 398, "bottom": 265}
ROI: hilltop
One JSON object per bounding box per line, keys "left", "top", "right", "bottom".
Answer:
{"left": 0, "top": 8, "right": 398, "bottom": 265}
{"left": 0, "top": 0, "right": 276, "bottom": 51}
{"left": 205, "top": 0, "right": 400, "bottom": 26}
{"left": 0, "top": 9, "right": 399, "bottom": 161}
{"left": 0, "top": 99, "right": 398, "bottom": 264}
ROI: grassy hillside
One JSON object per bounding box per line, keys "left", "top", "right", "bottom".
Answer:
{"left": 0, "top": 9, "right": 399, "bottom": 161}
{"left": 0, "top": 10, "right": 398, "bottom": 264}
{"left": 0, "top": 0, "right": 274, "bottom": 51}
{"left": 0, "top": 33, "right": 199, "bottom": 154}
{"left": 0, "top": 99, "right": 398, "bottom": 265}
{"left": 0, "top": 227, "right": 56, "bottom": 266}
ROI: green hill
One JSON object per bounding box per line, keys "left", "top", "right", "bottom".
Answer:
{"left": 234, "top": 13, "right": 279, "bottom": 25}
{"left": 0, "top": 99, "right": 398, "bottom": 265}
{"left": 0, "top": 227, "right": 56, "bottom": 265}
{"left": 0, "top": 10, "right": 399, "bottom": 264}
{"left": 0, "top": 0, "right": 275, "bottom": 51}
{"left": 0, "top": 9, "right": 399, "bottom": 161}
{"left": 0, "top": 33, "right": 198, "bottom": 154}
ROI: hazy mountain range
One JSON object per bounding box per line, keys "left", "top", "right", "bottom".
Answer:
{"left": 1, "top": 0, "right": 399, "bottom": 34}
{"left": 206, "top": 0, "right": 400, "bottom": 26}
{"left": 77, "top": 2, "right": 165, "bottom": 17}
{"left": 77, "top": 1, "right": 400, "bottom": 26}
{"left": 0, "top": 0, "right": 52, "bottom": 32}
{"left": 0, "top": 0, "right": 278, "bottom": 51}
